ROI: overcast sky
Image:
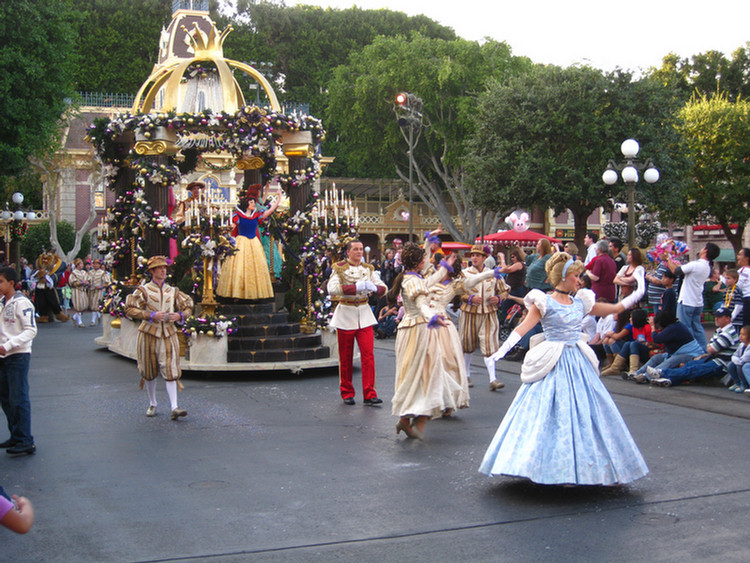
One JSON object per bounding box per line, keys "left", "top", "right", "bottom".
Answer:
{"left": 296, "top": 0, "right": 750, "bottom": 71}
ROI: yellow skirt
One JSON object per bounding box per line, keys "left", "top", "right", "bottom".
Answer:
{"left": 216, "top": 235, "right": 274, "bottom": 300}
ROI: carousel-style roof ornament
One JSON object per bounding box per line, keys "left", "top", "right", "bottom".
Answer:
{"left": 133, "top": 16, "right": 280, "bottom": 115}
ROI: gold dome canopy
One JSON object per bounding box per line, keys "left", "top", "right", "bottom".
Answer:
{"left": 132, "top": 18, "right": 280, "bottom": 115}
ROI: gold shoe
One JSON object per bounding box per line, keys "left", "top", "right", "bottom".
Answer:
{"left": 489, "top": 380, "right": 505, "bottom": 391}
{"left": 396, "top": 420, "right": 420, "bottom": 439}
{"left": 146, "top": 406, "right": 157, "bottom": 417}
{"left": 170, "top": 408, "right": 187, "bottom": 420}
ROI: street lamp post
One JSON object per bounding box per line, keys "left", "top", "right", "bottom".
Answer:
{"left": 602, "top": 139, "right": 659, "bottom": 249}
{"left": 394, "top": 92, "right": 423, "bottom": 242}
{"left": 1, "top": 192, "right": 36, "bottom": 271}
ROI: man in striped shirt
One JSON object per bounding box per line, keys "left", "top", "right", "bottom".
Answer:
{"left": 648, "top": 307, "right": 738, "bottom": 387}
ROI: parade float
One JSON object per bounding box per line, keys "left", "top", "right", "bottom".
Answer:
{"left": 91, "top": 1, "right": 355, "bottom": 373}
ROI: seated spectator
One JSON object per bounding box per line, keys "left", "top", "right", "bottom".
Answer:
{"left": 601, "top": 309, "right": 652, "bottom": 376}
{"left": 375, "top": 299, "right": 403, "bottom": 339}
{"left": 601, "top": 308, "right": 652, "bottom": 377}
{"left": 588, "top": 302, "right": 616, "bottom": 366}
{"left": 600, "top": 309, "right": 632, "bottom": 373}
{"left": 728, "top": 325, "right": 750, "bottom": 393}
{"left": 648, "top": 306, "right": 738, "bottom": 387}
{"left": 630, "top": 309, "right": 703, "bottom": 383}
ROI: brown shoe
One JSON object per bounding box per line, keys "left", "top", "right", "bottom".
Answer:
{"left": 56, "top": 313, "right": 71, "bottom": 322}
{"left": 489, "top": 379, "right": 505, "bottom": 391}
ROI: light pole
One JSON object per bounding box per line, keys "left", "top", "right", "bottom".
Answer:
{"left": 1, "top": 192, "right": 36, "bottom": 271}
{"left": 602, "top": 139, "right": 659, "bottom": 249}
{"left": 394, "top": 92, "right": 423, "bottom": 242}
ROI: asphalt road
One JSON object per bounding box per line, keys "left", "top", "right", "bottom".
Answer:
{"left": 2, "top": 323, "right": 749, "bottom": 562}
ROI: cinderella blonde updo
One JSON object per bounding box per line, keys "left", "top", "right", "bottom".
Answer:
{"left": 545, "top": 251, "right": 585, "bottom": 287}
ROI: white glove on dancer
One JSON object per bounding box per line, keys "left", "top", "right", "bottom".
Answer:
{"left": 620, "top": 292, "right": 641, "bottom": 311}
{"left": 489, "top": 331, "right": 522, "bottom": 363}
{"left": 365, "top": 280, "right": 378, "bottom": 292}
{"left": 355, "top": 280, "right": 370, "bottom": 293}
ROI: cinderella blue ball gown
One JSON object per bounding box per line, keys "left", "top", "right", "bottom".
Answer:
{"left": 478, "top": 289, "right": 648, "bottom": 485}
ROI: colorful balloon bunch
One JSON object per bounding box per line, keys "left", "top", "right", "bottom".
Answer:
{"left": 647, "top": 239, "right": 689, "bottom": 263}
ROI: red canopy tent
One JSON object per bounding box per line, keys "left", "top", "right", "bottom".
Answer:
{"left": 440, "top": 242, "right": 473, "bottom": 251}
{"left": 476, "top": 230, "right": 561, "bottom": 247}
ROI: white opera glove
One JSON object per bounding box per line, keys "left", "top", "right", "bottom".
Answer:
{"left": 355, "top": 280, "right": 369, "bottom": 292}
{"left": 365, "top": 280, "right": 378, "bottom": 292}
{"left": 620, "top": 292, "right": 641, "bottom": 310}
{"left": 489, "top": 331, "right": 522, "bottom": 363}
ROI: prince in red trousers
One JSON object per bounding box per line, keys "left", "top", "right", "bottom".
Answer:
{"left": 327, "top": 240, "right": 387, "bottom": 405}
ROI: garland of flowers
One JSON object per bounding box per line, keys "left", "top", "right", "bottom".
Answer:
{"left": 278, "top": 190, "right": 358, "bottom": 328}
{"left": 9, "top": 222, "right": 27, "bottom": 240}
{"left": 197, "top": 154, "right": 237, "bottom": 171}
{"left": 182, "top": 314, "right": 236, "bottom": 338}
{"left": 98, "top": 281, "right": 131, "bottom": 318}
{"left": 179, "top": 230, "right": 238, "bottom": 300}
{"left": 86, "top": 106, "right": 325, "bottom": 170}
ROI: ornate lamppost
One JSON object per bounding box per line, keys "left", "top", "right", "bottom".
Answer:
{"left": 1, "top": 193, "right": 36, "bottom": 271}
{"left": 602, "top": 139, "right": 659, "bottom": 249}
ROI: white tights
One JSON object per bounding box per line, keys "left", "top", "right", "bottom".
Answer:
{"left": 145, "top": 379, "right": 179, "bottom": 410}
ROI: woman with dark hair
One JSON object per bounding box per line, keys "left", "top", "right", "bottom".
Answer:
{"left": 391, "top": 243, "right": 458, "bottom": 440}
{"left": 216, "top": 186, "right": 279, "bottom": 300}
{"left": 614, "top": 248, "right": 646, "bottom": 304}
{"left": 497, "top": 246, "right": 526, "bottom": 320}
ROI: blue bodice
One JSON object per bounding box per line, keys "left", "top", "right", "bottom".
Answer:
{"left": 540, "top": 295, "right": 585, "bottom": 344}
{"left": 236, "top": 214, "right": 260, "bottom": 239}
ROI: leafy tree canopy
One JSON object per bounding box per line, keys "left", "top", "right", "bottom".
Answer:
{"left": 71, "top": 0, "right": 171, "bottom": 94}
{"left": 650, "top": 43, "right": 750, "bottom": 102}
{"left": 22, "top": 220, "right": 90, "bottom": 264}
{"left": 464, "top": 65, "right": 687, "bottom": 248}
{"left": 674, "top": 92, "right": 750, "bottom": 251}
{"left": 326, "top": 34, "right": 530, "bottom": 178}
{"left": 0, "top": 0, "right": 78, "bottom": 178}
{"left": 218, "top": 1, "right": 457, "bottom": 115}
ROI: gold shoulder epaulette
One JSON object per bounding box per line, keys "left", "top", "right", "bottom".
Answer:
{"left": 332, "top": 261, "right": 349, "bottom": 276}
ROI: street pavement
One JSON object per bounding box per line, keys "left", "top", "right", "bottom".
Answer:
{"left": 2, "top": 322, "right": 750, "bottom": 562}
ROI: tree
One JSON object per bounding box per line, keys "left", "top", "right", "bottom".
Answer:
{"left": 22, "top": 220, "right": 90, "bottom": 265}
{"left": 29, "top": 107, "right": 100, "bottom": 263}
{"left": 327, "top": 34, "right": 532, "bottom": 241}
{"left": 464, "top": 66, "right": 687, "bottom": 249}
{"left": 0, "top": 0, "right": 78, "bottom": 178}
{"left": 220, "top": 2, "right": 457, "bottom": 115}
{"left": 674, "top": 92, "right": 750, "bottom": 252}
{"left": 71, "top": 0, "right": 171, "bottom": 94}
{"left": 651, "top": 43, "right": 750, "bottom": 102}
